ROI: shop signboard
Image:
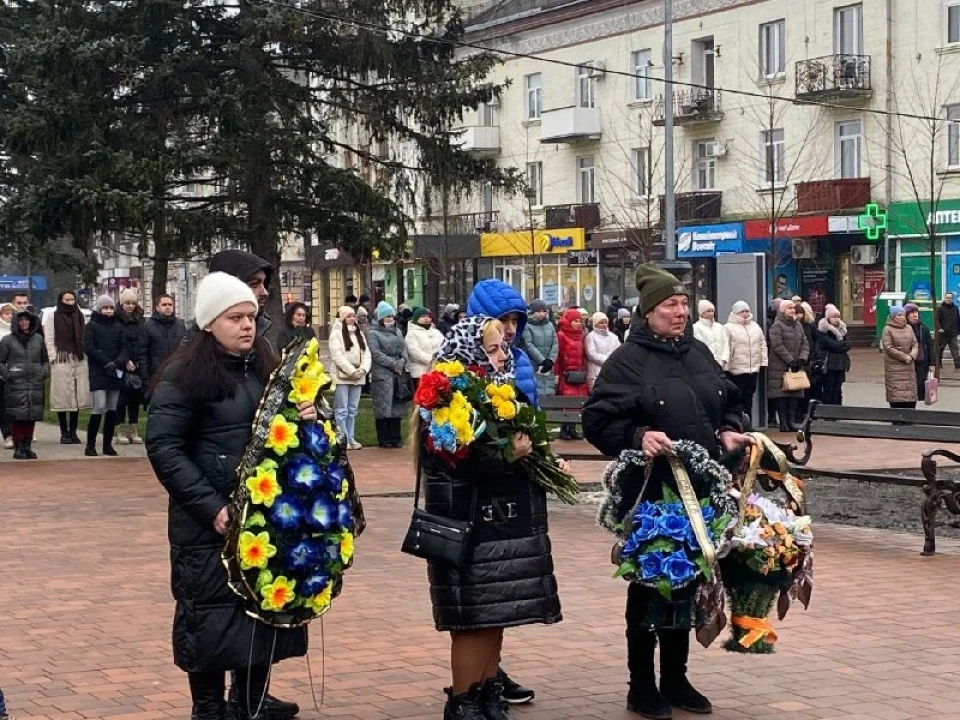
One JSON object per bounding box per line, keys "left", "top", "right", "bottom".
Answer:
{"left": 567, "top": 249, "right": 599, "bottom": 266}
{"left": 0, "top": 275, "right": 48, "bottom": 291}
{"left": 677, "top": 223, "right": 743, "bottom": 258}
{"left": 480, "top": 228, "right": 585, "bottom": 257}
{"left": 887, "top": 198, "right": 960, "bottom": 237}
{"left": 743, "top": 215, "right": 829, "bottom": 239}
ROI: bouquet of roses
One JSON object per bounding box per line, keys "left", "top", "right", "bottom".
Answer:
{"left": 224, "top": 338, "right": 364, "bottom": 627}
{"left": 614, "top": 486, "right": 733, "bottom": 599}
{"left": 721, "top": 491, "right": 813, "bottom": 653}
{"left": 416, "top": 360, "right": 580, "bottom": 504}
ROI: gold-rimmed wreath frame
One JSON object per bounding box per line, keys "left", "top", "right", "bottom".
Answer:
{"left": 222, "top": 338, "right": 366, "bottom": 629}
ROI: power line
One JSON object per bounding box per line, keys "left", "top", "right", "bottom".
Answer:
{"left": 256, "top": 0, "right": 950, "bottom": 124}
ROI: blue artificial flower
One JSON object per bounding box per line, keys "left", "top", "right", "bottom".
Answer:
{"left": 303, "top": 423, "right": 331, "bottom": 457}
{"left": 307, "top": 495, "right": 338, "bottom": 530}
{"left": 419, "top": 407, "right": 432, "bottom": 421}
{"left": 684, "top": 522, "right": 701, "bottom": 551}
{"left": 270, "top": 495, "right": 305, "bottom": 530}
{"left": 286, "top": 539, "right": 321, "bottom": 571}
{"left": 639, "top": 552, "right": 666, "bottom": 581}
{"left": 700, "top": 503, "right": 716, "bottom": 523}
{"left": 634, "top": 501, "right": 661, "bottom": 521}
{"left": 621, "top": 532, "right": 643, "bottom": 559}
{"left": 633, "top": 515, "right": 658, "bottom": 544}
{"left": 656, "top": 513, "right": 690, "bottom": 543}
{"left": 660, "top": 502, "right": 684, "bottom": 516}
{"left": 302, "top": 572, "right": 330, "bottom": 596}
{"left": 287, "top": 454, "right": 323, "bottom": 491}
{"left": 337, "top": 501, "right": 353, "bottom": 529}
{"left": 430, "top": 422, "right": 458, "bottom": 452}
{"left": 662, "top": 549, "right": 697, "bottom": 585}
{"left": 323, "top": 463, "right": 346, "bottom": 493}
{"left": 451, "top": 374, "right": 469, "bottom": 391}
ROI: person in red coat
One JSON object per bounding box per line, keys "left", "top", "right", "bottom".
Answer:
{"left": 555, "top": 307, "right": 589, "bottom": 439}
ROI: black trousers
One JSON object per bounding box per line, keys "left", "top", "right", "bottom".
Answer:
{"left": 821, "top": 371, "right": 845, "bottom": 405}
{"left": 728, "top": 373, "right": 757, "bottom": 419}
{"left": 0, "top": 378, "right": 9, "bottom": 439}
{"left": 117, "top": 384, "right": 144, "bottom": 425}
{"left": 625, "top": 583, "right": 690, "bottom": 689}
{"left": 375, "top": 417, "right": 402, "bottom": 447}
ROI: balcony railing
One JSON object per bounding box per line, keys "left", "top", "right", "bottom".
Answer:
{"left": 796, "top": 178, "right": 871, "bottom": 213}
{"left": 540, "top": 106, "right": 602, "bottom": 143}
{"left": 795, "top": 55, "right": 872, "bottom": 100}
{"left": 659, "top": 191, "right": 722, "bottom": 223}
{"left": 422, "top": 211, "right": 498, "bottom": 235}
{"left": 653, "top": 90, "right": 723, "bottom": 126}
{"left": 544, "top": 203, "right": 602, "bottom": 229}
{"left": 455, "top": 126, "right": 500, "bottom": 156}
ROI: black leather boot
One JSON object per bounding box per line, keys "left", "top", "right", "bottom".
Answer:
{"left": 478, "top": 676, "right": 510, "bottom": 720}
{"left": 24, "top": 438, "right": 38, "bottom": 460}
{"left": 189, "top": 671, "right": 226, "bottom": 720}
{"left": 777, "top": 399, "right": 792, "bottom": 432}
{"left": 85, "top": 413, "right": 102, "bottom": 456}
{"left": 102, "top": 410, "right": 119, "bottom": 456}
{"left": 12, "top": 439, "right": 28, "bottom": 460}
{"left": 658, "top": 629, "right": 712, "bottom": 715}
{"left": 626, "top": 628, "right": 672, "bottom": 719}
{"left": 443, "top": 684, "right": 485, "bottom": 720}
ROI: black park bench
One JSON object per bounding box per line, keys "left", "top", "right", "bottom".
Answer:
{"left": 781, "top": 400, "right": 960, "bottom": 556}
{"left": 540, "top": 396, "right": 613, "bottom": 462}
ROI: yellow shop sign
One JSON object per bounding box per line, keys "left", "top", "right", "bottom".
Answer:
{"left": 480, "top": 228, "right": 585, "bottom": 257}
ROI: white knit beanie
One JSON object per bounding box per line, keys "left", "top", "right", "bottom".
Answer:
{"left": 732, "top": 300, "right": 750, "bottom": 315}
{"left": 195, "top": 272, "right": 258, "bottom": 329}
{"left": 698, "top": 299, "right": 715, "bottom": 316}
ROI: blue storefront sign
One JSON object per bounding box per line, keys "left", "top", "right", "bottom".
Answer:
{"left": 0, "top": 275, "right": 48, "bottom": 291}
{"left": 677, "top": 223, "right": 743, "bottom": 258}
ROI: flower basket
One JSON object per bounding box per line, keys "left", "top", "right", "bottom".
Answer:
{"left": 223, "top": 338, "right": 365, "bottom": 628}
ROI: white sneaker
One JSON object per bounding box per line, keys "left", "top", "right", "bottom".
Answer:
{"left": 3, "top": 437, "right": 12, "bottom": 449}
{"left": 348, "top": 441, "right": 362, "bottom": 450}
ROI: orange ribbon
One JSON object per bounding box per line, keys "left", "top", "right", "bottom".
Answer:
{"left": 731, "top": 615, "right": 778, "bottom": 648}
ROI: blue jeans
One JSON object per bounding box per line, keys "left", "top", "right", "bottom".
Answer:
{"left": 334, "top": 383, "right": 362, "bottom": 443}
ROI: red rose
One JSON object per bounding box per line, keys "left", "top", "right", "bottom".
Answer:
{"left": 414, "top": 371, "right": 451, "bottom": 409}
{"left": 467, "top": 365, "right": 487, "bottom": 378}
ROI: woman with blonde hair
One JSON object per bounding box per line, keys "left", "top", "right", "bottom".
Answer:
{"left": 328, "top": 305, "right": 371, "bottom": 449}
{"left": 414, "top": 315, "right": 561, "bottom": 720}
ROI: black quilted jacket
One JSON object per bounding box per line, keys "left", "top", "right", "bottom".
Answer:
{"left": 421, "top": 436, "right": 562, "bottom": 632}
{"left": 145, "top": 354, "right": 307, "bottom": 672}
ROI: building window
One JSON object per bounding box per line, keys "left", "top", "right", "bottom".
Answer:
{"left": 632, "top": 147, "right": 651, "bottom": 196}
{"left": 762, "top": 129, "right": 786, "bottom": 185}
{"left": 577, "top": 156, "right": 595, "bottom": 203}
{"left": 577, "top": 63, "right": 596, "bottom": 108}
{"left": 695, "top": 140, "right": 716, "bottom": 190}
{"left": 950, "top": 2, "right": 960, "bottom": 44}
{"left": 479, "top": 102, "right": 497, "bottom": 127}
{"left": 480, "top": 182, "right": 494, "bottom": 215}
{"left": 631, "top": 49, "right": 652, "bottom": 100}
{"left": 526, "top": 162, "right": 543, "bottom": 206}
{"left": 760, "top": 20, "right": 785, "bottom": 77}
{"left": 525, "top": 73, "right": 542, "bottom": 120}
{"left": 837, "top": 120, "right": 863, "bottom": 178}
{"left": 948, "top": 104, "right": 960, "bottom": 168}
{"left": 834, "top": 4, "right": 863, "bottom": 56}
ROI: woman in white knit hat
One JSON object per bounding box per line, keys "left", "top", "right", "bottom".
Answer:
{"left": 692, "top": 299, "right": 729, "bottom": 369}
{"left": 146, "top": 272, "right": 317, "bottom": 720}
{"left": 724, "top": 300, "right": 768, "bottom": 421}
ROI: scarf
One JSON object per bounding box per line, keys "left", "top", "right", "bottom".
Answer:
{"left": 54, "top": 298, "right": 85, "bottom": 361}
{"left": 435, "top": 314, "right": 515, "bottom": 382}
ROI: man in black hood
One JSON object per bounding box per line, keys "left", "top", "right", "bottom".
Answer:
{"left": 208, "top": 249, "right": 275, "bottom": 338}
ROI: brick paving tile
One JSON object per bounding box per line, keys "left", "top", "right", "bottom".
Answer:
{"left": 4, "top": 460, "right": 960, "bottom": 720}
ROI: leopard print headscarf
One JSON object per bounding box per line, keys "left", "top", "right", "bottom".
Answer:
{"left": 436, "top": 314, "right": 515, "bottom": 382}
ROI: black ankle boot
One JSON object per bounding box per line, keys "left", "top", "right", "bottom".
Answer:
{"left": 658, "top": 629, "right": 711, "bottom": 715}
{"left": 25, "top": 439, "right": 38, "bottom": 460}
{"left": 188, "top": 671, "right": 226, "bottom": 720}
{"left": 443, "top": 684, "right": 485, "bottom": 720}
{"left": 478, "top": 676, "right": 510, "bottom": 720}
{"left": 13, "top": 440, "right": 28, "bottom": 460}
{"left": 102, "top": 410, "right": 118, "bottom": 456}
{"left": 626, "top": 628, "right": 672, "bottom": 719}
{"left": 86, "top": 413, "right": 102, "bottom": 456}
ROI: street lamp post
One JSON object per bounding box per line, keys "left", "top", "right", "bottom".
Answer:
{"left": 663, "top": 0, "right": 676, "bottom": 261}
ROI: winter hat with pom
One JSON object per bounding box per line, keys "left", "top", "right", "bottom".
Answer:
{"left": 119, "top": 287, "right": 139, "bottom": 305}
{"left": 194, "top": 272, "right": 258, "bottom": 329}
{"left": 825, "top": 303, "right": 842, "bottom": 319}
{"left": 338, "top": 305, "right": 356, "bottom": 320}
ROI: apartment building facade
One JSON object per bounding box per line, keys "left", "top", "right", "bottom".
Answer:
{"left": 447, "top": 0, "right": 960, "bottom": 327}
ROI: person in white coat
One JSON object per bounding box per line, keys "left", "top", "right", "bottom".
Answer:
{"left": 724, "top": 300, "right": 768, "bottom": 418}
{"left": 328, "top": 306, "right": 372, "bottom": 450}
{"left": 43, "top": 290, "right": 91, "bottom": 444}
{"left": 405, "top": 307, "right": 444, "bottom": 386}
{"left": 693, "top": 299, "right": 729, "bottom": 369}
{"left": 585, "top": 311, "right": 621, "bottom": 391}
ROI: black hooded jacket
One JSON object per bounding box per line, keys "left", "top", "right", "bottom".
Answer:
{"left": 0, "top": 311, "right": 49, "bottom": 421}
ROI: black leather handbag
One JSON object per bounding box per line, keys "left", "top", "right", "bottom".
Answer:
{"left": 564, "top": 370, "right": 587, "bottom": 385}
{"left": 393, "top": 371, "right": 415, "bottom": 403}
{"left": 401, "top": 452, "right": 478, "bottom": 567}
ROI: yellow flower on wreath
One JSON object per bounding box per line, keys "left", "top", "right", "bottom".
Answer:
{"left": 495, "top": 400, "right": 517, "bottom": 421}
{"left": 266, "top": 415, "right": 300, "bottom": 456}
{"left": 323, "top": 420, "right": 338, "bottom": 448}
{"left": 247, "top": 460, "right": 282, "bottom": 507}
{"left": 305, "top": 582, "right": 334, "bottom": 613}
{"left": 260, "top": 576, "right": 297, "bottom": 611}
{"left": 435, "top": 360, "right": 465, "bottom": 378}
{"left": 340, "top": 530, "right": 355, "bottom": 564}
{"left": 289, "top": 373, "right": 323, "bottom": 404}
{"left": 486, "top": 383, "right": 516, "bottom": 402}
{"left": 335, "top": 478, "right": 350, "bottom": 502}
{"left": 238, "top": 531, "right": 277, "bottom": 570}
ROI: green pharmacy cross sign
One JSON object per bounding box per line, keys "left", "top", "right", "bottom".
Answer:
{"left": 857, "top": 203, "right": 888, "bottom": 241}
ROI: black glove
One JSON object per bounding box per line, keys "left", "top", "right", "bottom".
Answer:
{"left": 104, "top": 361, "right": 117, "bottom": 374}
{"left": 539, "top": 359, "right": 554, "bottom": 373}
{"left": 788, "top": 361, "right": 802, "bottom": 372}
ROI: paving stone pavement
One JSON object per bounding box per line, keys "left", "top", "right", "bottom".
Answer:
{"left": 3, "top": 459, "right": 960, "bottom": 720}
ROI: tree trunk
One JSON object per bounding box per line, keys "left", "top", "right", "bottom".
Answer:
{"left": 151, "top": 207, "right": 169, "bottom": 299}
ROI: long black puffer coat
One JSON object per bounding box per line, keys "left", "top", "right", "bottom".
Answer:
{"left": 84, "top": 312, "right": 128, "bottom": 392}
{"left": 119, "top": 308, "right": 150, "bottom": 380}
{"left": 145, "top": 354, "right": 307, "bottom": 672}
{"left": 422, "top": 430, "right": 562, "bottom": 632}
{"left": 0, "top": 311, "right": 49, "bottom": 421}
{"left": 582, "top": 322, "right": 746, "bottom": 523}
